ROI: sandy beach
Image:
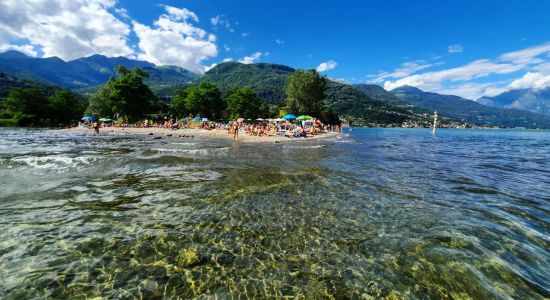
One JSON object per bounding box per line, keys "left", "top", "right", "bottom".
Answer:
{"left": 66, "top": 126, "right": 340, "bottom": 143}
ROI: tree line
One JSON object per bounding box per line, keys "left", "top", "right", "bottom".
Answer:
{"left": 1, "top": 65, "right": 341, "bottom": 126}
{"left": 0, "top": 87, "right": 85, "bottom": 126}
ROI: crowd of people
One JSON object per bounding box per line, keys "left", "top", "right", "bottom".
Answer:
{"left": 78, "top": 114, "right": 342, "bottom": 138}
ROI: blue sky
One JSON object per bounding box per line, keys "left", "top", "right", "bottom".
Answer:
{"left": 1, "top": 0, "right": 550, "bottom": 99}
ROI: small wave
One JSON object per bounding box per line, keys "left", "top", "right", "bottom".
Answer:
{"left": 169, "top": 142, "right": 198, "bottom": 146}
{"left": 285, "top": 145, "right": 325, "bottom": 149}
{"left": 11, "top": 155, "right": 100, "bottom": 170}
{"left": 151, "top": 147, "right": 229, "bottom": 156}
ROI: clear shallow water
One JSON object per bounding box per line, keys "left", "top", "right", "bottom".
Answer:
{"left": 0, "top": 127, "right": 549, "bottom": 299}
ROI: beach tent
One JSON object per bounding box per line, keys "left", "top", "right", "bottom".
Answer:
{"left": 282, "top": 114, "right": 296, "bottom": 120}
{"left": 296, "top": 115, "right": 312, "bottom": 121}
{"left": 81, "top": 116, "right": 95, "bottom": 121}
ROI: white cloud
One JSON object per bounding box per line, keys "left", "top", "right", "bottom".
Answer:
{"left": 164, "top": 5, "right": 198, "bottom": 22}
{"left": 132, "top": 5, "right": 217, "bottom": 73}
{"left": 210, "top": 15, "right": 234, "bottom": 32}
{"left": 0, "top": 0, "right": 133, "bottom": 60}
{"left": 241, "top": 32, "right": 250, "bottom": 37}
{"left": 370, "top": 60, "right": 436, "bottom": 83}
{"left": 114, "top": 7, "right": 130, "bottom": 19}
{"left": 382, "top": 42, "right": 550, "bottom": 99}
{"left": 316, "top": 60, "right": 337, "bottom": 72}
{"left": 222, "top": 58, "right": 233, "bottom": 62}
{"left": 448, "top": 44, "right": 463, "bottom": 54}
{"left": 275, "top": 39, "right": 285, "bottom": 44}
{"left": 508, "top": 72, "right": 550, "bottom": 90}
{"left": 0, "top": 43, "right": 37, "bottom": 57}
{"left": 223, "top": 44, "right": 230, "bottom": 51}
{"left": 498, "top": 42, "right": 550, "bottom": 64}
{"left": 238, "top": 52, "right": 262, "bottom": 64}
{"left": 205, "top": 62, "right": 217, "bottom": 72}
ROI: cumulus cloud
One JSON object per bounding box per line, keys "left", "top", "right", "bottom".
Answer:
{"left": 448, "top": 44, "right": 463, "bottom": 54}
{"left": 164, "top": 6, "right": 198, "bottom": 22}
{"left": 132, "top": 5, "right": 217, "bottom": 73}
{"left": 0, "top": 0, "right": 133, "bottom": 60}
{"left": 238, "top": 52, "right": 262, "bottom": 64}
{"left": 241, "top": 32, "right": 250, "bottom": 37}
{"left": 508, "top": 72, "right": 550, "bottom": 90}
{"left": 275, "top": 38, "right": 285, "bottom": 44}
{"left": 316, "top": 60, "right": 337, "bottom": 72}
{"left": 223, "top": 58, "right": 233, "bottom": 62}
{"left": 0, "top": 43, "right": 38, "bottom": 57}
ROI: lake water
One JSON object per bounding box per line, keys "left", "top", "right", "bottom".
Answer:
{"left": 0, "top": 127, "right": 548, "bottom": 299}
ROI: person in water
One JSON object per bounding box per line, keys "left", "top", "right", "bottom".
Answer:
{"left": 92, "top": 121, "right": 100, "bottom": 134}
{"left": 232, "top": 122, "right": 239, "bottom": 140}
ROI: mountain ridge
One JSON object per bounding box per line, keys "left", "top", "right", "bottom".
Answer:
{"left": 477, "top": 87, "right": 550, "bottom": 116}
{"left": 391, "top": 85, "right": 550, "bottom": 128}
{"left": 0, "top": 50, "right": 199, "bottom": 91}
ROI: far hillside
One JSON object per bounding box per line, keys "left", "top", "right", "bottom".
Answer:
{"left": 204, "top": 62, "right": 433, "bottom": 125}
{"left": 392, "top": 85, "right": 550, "bottom": 128}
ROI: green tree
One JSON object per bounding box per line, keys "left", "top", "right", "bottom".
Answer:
{"left": 225, "top": 86, "right": 263, "bottom": 119}
{"left": 48, "top": 89, "right": 85, "bottom": 124}
{"left": 85, "top": 84, "right": 113, "bottom": 117}
{"left": 170, "top": 87, "right": 188, "bottom": 115}
{"left": 180, "top": 82, "right": 225, "bottom": 119}
{"left": 285, "top": 69, "right": 327, "bottom": 117}
{"left": 319, "top": 107, "right": 341, "bottom": 125}
{"left": 84, "top": 67, "right": 157, "bottom": 118}
{"left": 108, "top": 67, "right": 156, "bottom": 118}
{"left": 5, "top": 87, "right": 49, "bottom": 118}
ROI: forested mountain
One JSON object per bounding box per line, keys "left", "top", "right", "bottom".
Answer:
{"left": 477, "top": 87, "right": 550, "bottom": 116}
{"left": 352, "top": 84, "right": 408, "bottom": 105}
{"left": 0, "top": 71, "right": 57, "bottom": 97}
{"left": 204, "top": 62, "right": 292, "bottom": 104}
{"left": 204, "top": 62, "right": 432, "bottom": 124}
{"left": 391, "top": 85, "right": 550, "bottom": 128}
{"left": 0, "top": 51, "right": 199, "bottom": 91}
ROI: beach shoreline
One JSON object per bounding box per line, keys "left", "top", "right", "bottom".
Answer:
{"left": 65, "top": 126, "right": 341, "bottom": 143}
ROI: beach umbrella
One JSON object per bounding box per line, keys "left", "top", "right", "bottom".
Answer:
{"left": 81, "top": 116, "right": 95, "bottom": 121}
{"left": 256, "top": 118, "right": 264, "bottom": 121}
{"left": 282, "top": 114, "right": 296, "bottom": 120}
{"left": 296, "top": 115, "right": 312, "bottom": 121}
{"left": 99, "top": 118, "right": 112, "bottom": 122}
{"left": 192, "top": 117, "right": 202, "bottom": 121}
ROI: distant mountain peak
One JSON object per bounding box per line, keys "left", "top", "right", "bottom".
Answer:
{"left": 391, "top": 85, "right": 423, "bottom": 93}
{"left": 477, "top": 86, "right": 550, "bottom": 116}
{"left": 0, "top": 50, "right": 32, "bottom": 59}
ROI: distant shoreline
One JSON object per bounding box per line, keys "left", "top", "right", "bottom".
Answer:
{"left": 65, "top": 127, "right": 341, "bottom": 143}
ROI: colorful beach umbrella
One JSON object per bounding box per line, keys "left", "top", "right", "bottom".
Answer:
{"left": 99, "top": 118, "right": 112, "bottom": 122}
{"left": 296, "top": 115, "right": 312, "bottom": 121}
{"left": 192, "top": 117, "right": 202, "bottom": 121}
{"left": 282, "top": 114, "right": 296, "bottom": 120}
{"left": 81, "top": 116, "right": 95, "bottom": 121}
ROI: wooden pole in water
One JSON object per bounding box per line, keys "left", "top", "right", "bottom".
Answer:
{"left": 432, "top": 111, "right": 438, "bottom": 134}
